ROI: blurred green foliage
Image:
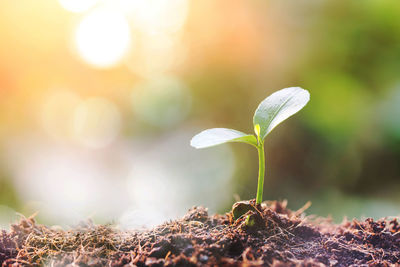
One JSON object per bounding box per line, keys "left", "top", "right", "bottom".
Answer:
{"left": 0, "top": 176, "right": 21, "bottom": 211}
{"left": 213, "top": 0, "right": 400, "bottom": 218}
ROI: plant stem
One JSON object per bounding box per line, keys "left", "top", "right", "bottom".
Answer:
{"left": 256, "top": 141, "right": 265, "bottom": 204}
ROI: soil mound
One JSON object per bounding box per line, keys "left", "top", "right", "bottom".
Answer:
{"left": 1, "top": 200, "right": 400, "bottom": 266}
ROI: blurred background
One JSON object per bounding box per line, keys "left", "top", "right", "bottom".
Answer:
{"left": 0, "top": 0, "right": 400, "bottom": 229}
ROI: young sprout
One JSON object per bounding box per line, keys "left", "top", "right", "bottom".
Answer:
{"left": 191, "top": 87, "right": 310, "bottom": 204}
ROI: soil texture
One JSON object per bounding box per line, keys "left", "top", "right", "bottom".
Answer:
{"left": 1, "top": 200, "right": 400, "bottom": 266}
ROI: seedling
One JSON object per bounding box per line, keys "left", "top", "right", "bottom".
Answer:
{"left": 191, "top": 87, "right": 310, "bottom": 204}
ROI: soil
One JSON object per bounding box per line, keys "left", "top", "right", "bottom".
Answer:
{"left": 1, "top": 200, "right": 400, "bottom": 266}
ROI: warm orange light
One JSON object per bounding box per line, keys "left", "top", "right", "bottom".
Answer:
{"left": 59, "top": 0, "right": 98, "bottom": 13}
{"left": 127, "top": 0, "right": 189, "bottom": 34}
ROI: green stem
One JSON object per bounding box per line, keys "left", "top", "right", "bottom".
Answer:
{"left": 256, "top": 141, "right": 265, "bottom": 204}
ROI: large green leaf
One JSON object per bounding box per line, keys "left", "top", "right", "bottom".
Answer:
{"left": 253, "top": 87, "right": 310, "bottom": 140}
{"left": 190, "top": 128, "right": 257, "bottom": 149}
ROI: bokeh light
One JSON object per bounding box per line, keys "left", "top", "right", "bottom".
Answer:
{"left": 1, "top": 0, "right": 400, "bottom": 227}
{"left": 120, "top": 130, "right": 235, "bottom": 229}
{"left": 131, "top": 76, "right": 191, "bottom": 128}
{"left": 40, "top": 89, "right": 81, "bottom": 141}
{"left": 75, "top": 8, "right": 131, "bottom": 68}
{"left": 125, "top": 33, "right": 186, "bottom": 77}
{"left": 124, "top": 0, "right": 188, "bottom": 34}
{"left": 73, "top": 97, "right": 121, "bottom": 148}
{"left": 3, "top": 136, "right": 134, "bottom": 225}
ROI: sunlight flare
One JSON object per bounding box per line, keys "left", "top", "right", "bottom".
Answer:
{"left": 75, "top": 8, "right": 131, "bottom": 68}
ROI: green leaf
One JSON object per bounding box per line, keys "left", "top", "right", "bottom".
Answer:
{"left": 190, "top": 128, "right": 257, "bottom": 149}
{"left": 253, "top": 87, "right": 310, "bottom": 140}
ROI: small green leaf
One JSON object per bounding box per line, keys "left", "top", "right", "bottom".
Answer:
{"left": 190, "top": 128, "right": 257, "bottom": 149}
{"left": 253, "top": 87, "right": 310, "bottom": 140}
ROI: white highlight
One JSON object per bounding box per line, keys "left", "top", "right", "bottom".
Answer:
{"left": 75, "top": 8, "right": 131, "bottom": 68}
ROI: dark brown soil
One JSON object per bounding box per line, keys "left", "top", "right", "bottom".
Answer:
{"left": 1, "top": 200, "right": 400, "bottom": 266}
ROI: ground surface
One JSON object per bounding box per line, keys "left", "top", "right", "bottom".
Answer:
{"left": 1, "top": 200, "right": 400, "bottom": 266}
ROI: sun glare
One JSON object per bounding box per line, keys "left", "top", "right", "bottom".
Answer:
{"left": 59, "top": 0, "right": 98, "bottom": 13}
{"left": 75, "top": 8, "right": 131, "bottom": 68}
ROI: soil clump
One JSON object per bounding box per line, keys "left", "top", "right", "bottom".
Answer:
{"left": 1, "top": 200, "right": 400, "bottom": 266}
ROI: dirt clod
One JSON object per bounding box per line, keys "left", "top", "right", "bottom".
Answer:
{"left": 1, "top": 200, "right": 400, "bottom": 266}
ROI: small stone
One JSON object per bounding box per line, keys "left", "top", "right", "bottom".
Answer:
{"left": 199, "top": 255, "right": 209, "bottom": 263}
